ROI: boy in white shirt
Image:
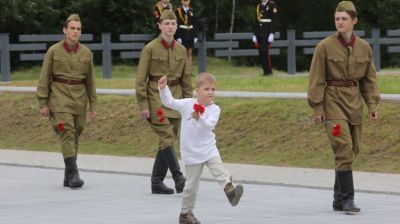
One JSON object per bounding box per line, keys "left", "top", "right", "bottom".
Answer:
{"left": 158, "top": 72, "right": 243, "bottom": 224}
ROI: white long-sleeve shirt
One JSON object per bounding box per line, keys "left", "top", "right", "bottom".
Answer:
{"left": 159, "top": 86, "right": 221, "bottom": 165}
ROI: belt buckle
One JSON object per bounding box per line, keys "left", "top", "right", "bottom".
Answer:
{"left": 67, "top": 80, "right": 71, "bottom": 84}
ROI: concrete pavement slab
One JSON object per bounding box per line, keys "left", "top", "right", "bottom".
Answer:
{"left": 1, "top": 165, "right": 400, "bottom": 224}
{"left": 1, "top": 149, "right": 400, "bottom": 195}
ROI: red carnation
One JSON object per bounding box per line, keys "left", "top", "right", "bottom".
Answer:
{"left": 156, "top": 108, "right": 164, "bottom": 116}
{"left": 193, "top": 103, "right": 205, "bottom": 114}
{"left": 57, "top": 122, "right": 65, "bottom": 132}
{"left": 331, "top": 124, "right": 341, "bottom": 137}
{"left": 156, "top": 108, "right": 165, "bottom": 123}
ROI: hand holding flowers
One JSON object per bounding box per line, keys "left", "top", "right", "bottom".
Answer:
{"left": 191, "top": 103, "right": 205, "bottom": 121}
{"left": 299, "top": 116, "right": 341, "bottom": 137}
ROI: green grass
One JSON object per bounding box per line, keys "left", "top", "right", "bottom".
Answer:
{"left": 1, "top": 93, "right": 399, "bottom": 173}
{"left": 3, "top": 57, "right": 400, "bottom": 93}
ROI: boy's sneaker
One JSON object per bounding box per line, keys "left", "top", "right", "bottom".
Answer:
{"left": 179, "top": 210, "right": 201, "bottom": 224}
{"left": 224, "top": 182, "right": 243, "bottom": 206}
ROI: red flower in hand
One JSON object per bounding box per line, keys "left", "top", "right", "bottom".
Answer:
{"left": 254, "top": 43, "right": 260, "bottom": 49}
{"left": 193, "top": 103, "right": 205, "bottom": 114}
{"left": 331, "top": 124, "right": 341, "bottom": 137}
{"left": 57, "top": 122, "right": 65, "bottom": 132}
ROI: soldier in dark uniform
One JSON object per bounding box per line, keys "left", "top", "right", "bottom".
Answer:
{"left": 36, "top": 14, "right": 97, "bottom": 189}
{"left": 252, "top": 0, "right": 278, "bottom": 76}
{"left": 153, "top": 0, "right": 174, "bottom": 36}
{"left": 136, "top": 10, "right": 193, "bottom": 194}
{"left": 308, "top": 1, "right": 380, "bottom": 213}
{"left": 175, "top": 0, "right": 198, "bottom": 71}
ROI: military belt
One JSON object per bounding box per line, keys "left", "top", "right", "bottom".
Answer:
{"left": 259, "top": 19, "right": 272, "bottom": 23}
{"left": 326, "top": 80, "right": 358, "bottom": 87}
{"left": 52, "top": 77, "right": 84, "bottom": 85}
{"left": 148, "top": 75, "right": 181, "bottom": 86}
{"left": 179, "top": 25, "right": 193, "bottom": 30}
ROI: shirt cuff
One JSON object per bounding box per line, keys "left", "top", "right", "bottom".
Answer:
{"left": 38, "top": 99, "right": 48, "bottom": 109}
{"left": 313, "top": 105, "right": 324, "bottom": 117}
{"left": 90, "top": 103, "right": 97, "bottom": 112}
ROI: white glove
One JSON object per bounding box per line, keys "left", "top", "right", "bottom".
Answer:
{"left": 177, "top": 38, "right": 182, "bottom": 43}
{"left": 194, "top": 38, "right": 198, "bottom": 44}
{"left": 268, "top": 33, "right": 274, "bottom": 43}
{"left": 252, "top": 35, "right": 257, "bottom": 44}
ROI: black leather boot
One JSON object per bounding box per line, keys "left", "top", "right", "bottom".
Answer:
{"left": 63, "top": 157, "right": 78, "bottom": 187}
{"left": 151, "top": 150, "right": 174, "bottom": 194}
{"left": 337, "top": 170, "right": 360, "bottom": 212}
{"left": 64, "top": 157, "right": 84, "bottom": 189}
{"left": 332, "top": 171, "right": 343, "bottom": 211}
{"left": 162, "top": 146, "right": 186, "bottom": 193}
{"left": 63, "top": 167, "right": 70, "bottom": 187}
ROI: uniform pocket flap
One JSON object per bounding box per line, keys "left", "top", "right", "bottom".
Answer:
{"left": 175, "top": 56, "right": 184, "bottom": 61}
{"left": 356, "top": 57, "right": 370, "bottom": 63}
{"left": 152, "top": 55, "right": 167, "bottom": 61}
{"left": 53, "top": 56, "right": 65, "bottom": 61}
{"left": 327, "top": 57, "right": 345, "bottom": 62}
{"left": 79, "top": 57, "right": 90, "bottom": 63}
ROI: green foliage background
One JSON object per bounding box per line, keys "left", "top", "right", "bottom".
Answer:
{"left": 1, "top": 0, "right": 400, "bottom": 70}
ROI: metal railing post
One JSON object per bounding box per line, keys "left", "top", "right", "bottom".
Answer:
{"left": 0, "top": 33, "right": 11, "bottom": 82}
{"left": 372, "top": 28, "right": 381, "bottom": 71}
{"left": 102, "top": 33, "right": 112, "bottom": 79}
{"left": 287, "top": 30, "right": 296, "bottom": 74}
{"left": 198, "top": 31, "right": 207, "bottom": 73}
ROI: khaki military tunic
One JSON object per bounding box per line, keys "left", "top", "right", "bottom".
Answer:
{"left": 136, "top": 35, "right": 192, "bottom": 119}
{"left": 308, "top": 32, "right": 380, "bottom": 125}
{"left": 37, "top": 40, "right": 97, "bottom": 114}
{"left": 136, "top": 35, "right": 192, "bottom": 149}
{"left": 308, "top": 32, "right": 380, "bottom": 170}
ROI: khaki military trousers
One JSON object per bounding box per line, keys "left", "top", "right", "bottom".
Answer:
{"left": 326, "top": 119, "right": 362, "bottom": 171}
{"left": 51, "top": 112, "right": 86, "bottom": 159}
{"left": 181, "top": 157, "right": 231, "bottom": 213}
{"left": 148, "top": 117, "right": 180, "bottom": 150}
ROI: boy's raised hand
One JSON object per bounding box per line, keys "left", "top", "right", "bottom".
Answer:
{"left": 158, "top": 76, "right": 168, "bottom": 89}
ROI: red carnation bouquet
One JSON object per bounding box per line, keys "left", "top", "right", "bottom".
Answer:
{"left": 156, "top": 108, "right": 165, "bottom": 123}
{"left": 49, "top": 113, "right": 65, "bottom": 133}
{"left": 299, "top": 116, "right": 341, "bottom": 137}
{"left": 193, "top": 103, "right": 205, "bottom": 114}
{"left": 57, "top": 122, "right": 65, "bottom": 132}
{"left": 331, "top": 124, "right": 341, "bottom": 137}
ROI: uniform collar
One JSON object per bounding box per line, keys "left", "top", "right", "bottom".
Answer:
{"left": 182, "top": 6, "right": 189, "bottom": 12}
{"left": 160, "top": 36, "right": 176, "bottom": 49}
{"left": 338, "top": 33, "right": 356, "bottom": 48}
{"left": 63, "top": 40, "right": 80, "bottom": 53}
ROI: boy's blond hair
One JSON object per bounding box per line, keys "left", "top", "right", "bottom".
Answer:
{"left": 195, "top": 72, "right": 216, "bottom": 88}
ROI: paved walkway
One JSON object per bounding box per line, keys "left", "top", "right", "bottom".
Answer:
{"left": 1, "top": 149, "right": 400, "bottom": 224}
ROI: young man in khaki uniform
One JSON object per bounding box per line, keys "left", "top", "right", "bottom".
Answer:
{"left": 37, "top": 14, "right": 97, "bottom": 189}
{"left": 136, "top": 10, "right": 193, "bottom": 194}
{"left": 308, "top": 1, "right": 380, "bottom": 213}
